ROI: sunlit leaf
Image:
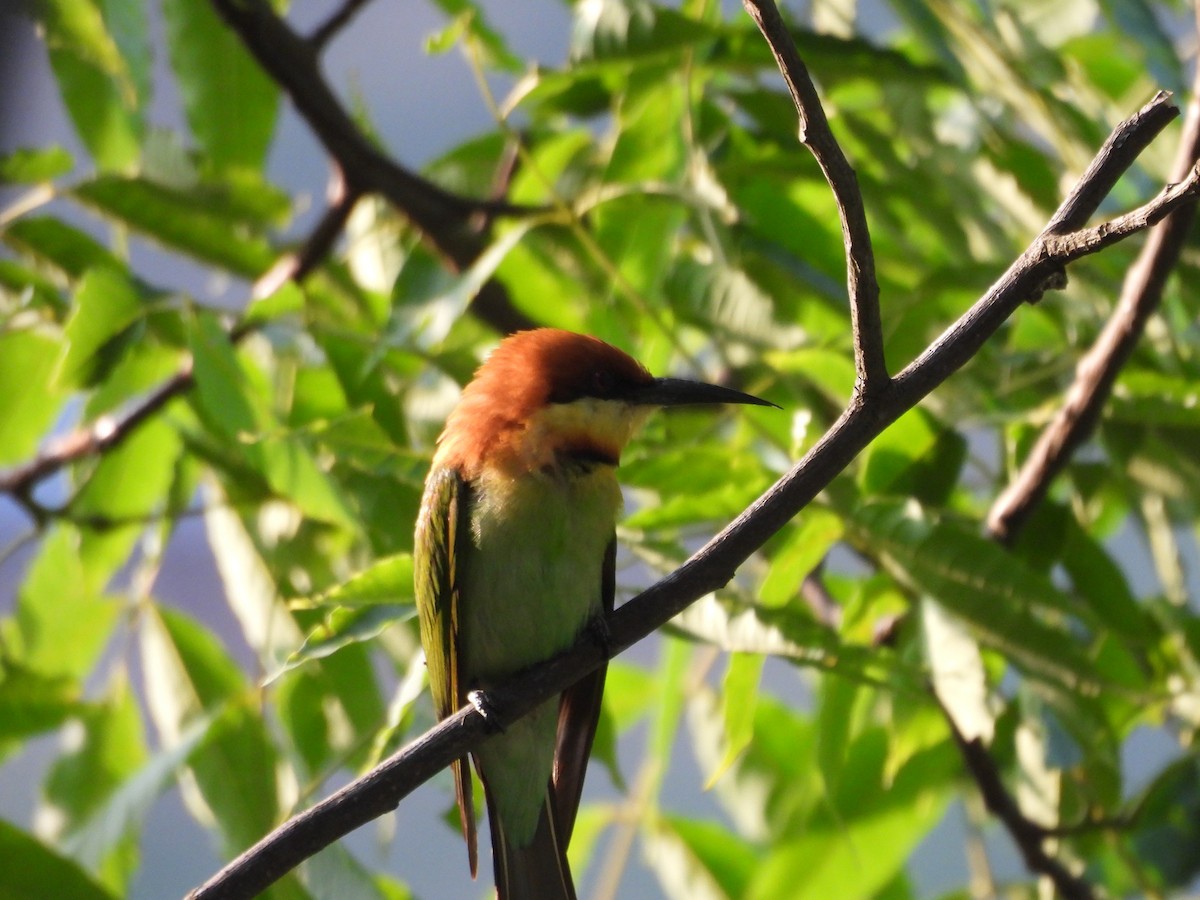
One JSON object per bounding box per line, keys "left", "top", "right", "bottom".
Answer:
{"left": 38, "top": 0, "right": 141, "bottom": 169}
{"left": 161, "top": 0, "right": 280, "bottom": 170}
{"left": 0, "top": 146, "right": 74, "bottom": 183}
{"left": 0, "top": 330, "right": 65, "bottom": 464}
{"left": 73, "top": 176, "right": 276, "bottom": 276}
{"left": 0, "top": 820, "right": 115, "bottom": 900}
{"left": 644, "top": 814, "right": 757, "bottom": 900}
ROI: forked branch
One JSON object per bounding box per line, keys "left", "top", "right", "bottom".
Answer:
{"left": 186, "top": 84, "right": 1195, "bottom": 900}
{"left": 742, "top": 0, "right": 888, "bottom": 398}
{"left": 989, "top": 84, "right": 1200, "bottom": 543}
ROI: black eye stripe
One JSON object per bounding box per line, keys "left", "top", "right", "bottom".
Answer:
{"left": 546, "top": 369, "right": 630, "bottom": 404}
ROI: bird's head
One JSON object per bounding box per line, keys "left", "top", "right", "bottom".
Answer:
{"left": 434, "top": 329, "right": 775, "bottom": 478}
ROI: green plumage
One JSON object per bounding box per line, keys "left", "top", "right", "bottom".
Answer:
{"left": 415, "top": 461, "right": 619, "bottom": 899}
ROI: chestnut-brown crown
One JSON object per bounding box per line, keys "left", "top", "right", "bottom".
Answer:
{"left": 433, "top": 329, "right": 654, "bottom": 476}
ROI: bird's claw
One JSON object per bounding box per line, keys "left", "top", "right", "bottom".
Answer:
{"left": 468, "top": 689, "right": 504, "bottom": 734}
{"left": 585, "top": 614, "right": 613, "bottom": 657}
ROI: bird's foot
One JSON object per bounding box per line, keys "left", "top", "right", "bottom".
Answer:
{"left": 584, "top": 614, "right": 613, "bottom": 658}
{"left": 467, "top": 689, "right": 505, "bottom": 734}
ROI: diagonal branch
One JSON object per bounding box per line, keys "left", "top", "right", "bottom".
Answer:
{"left": 208, "top": 0, "right": 538, "bottom": 335}
{"left": 252, "top": 166, "right": 362, "bottom": 300}
{"left": 0, "top": 364, "right": 194, "bottom": 515}
{"left": 742, "top": 0, "right": 889, "bottom": 398}
{"left": 904, "top": 90, "right": 1188, "bottom": 900}
{"left": 309, "top": 0, "right": 375, "bottom": 51}
{"left": 988, "top": 87, "right": 1200, "bottom": 543}
{"left": 943, "top": 708, "right": 1093, "bottom": 899}
{"left": 889, "top": 91, "right": 1179, "bottom": 405}
{"left": 186, "top": 92, "right": 1187, "bottom": 900}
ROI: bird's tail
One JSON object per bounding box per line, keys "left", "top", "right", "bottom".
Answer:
{"left": 490, "top": 791, "right": 576, "bottom": 900}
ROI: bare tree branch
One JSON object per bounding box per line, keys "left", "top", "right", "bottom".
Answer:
{"left": 253, "top": 166, "right": 361, "bottom": 300}
{"left": 742, "top": 0, "right": 889, "bottom": 398}
{"left": 309, "top": 0, "right": 375, "bottom": 51}
{"left": 0, "top": 0, "right": 544, "bottom": 516}
{"left": 889, "top": 91, "right": 1179, "bottom": 404}
{"left": 988, "top": 87, "right": 1200, "bottom": 543}
{"left": 942, "top": 711, "right": 1093, "bottom": 900}
{"left": 897, "top": 90, "right": 1189, "bottom": 900}
{"left": 186, "top": 91, "right": 1186, "bottom": 900}
{"left": 0, "top": 363, "right": 194, "bottom": 515}
{"left": 208, "top": 0, "right": 538, "bottom": 335}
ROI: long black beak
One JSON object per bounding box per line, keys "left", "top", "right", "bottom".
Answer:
{"left": 629, "top": 377, "right": 779, "bottom": 409}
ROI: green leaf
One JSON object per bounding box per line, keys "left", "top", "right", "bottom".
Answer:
{"left": 686, "top": 689, "right": 818, "bottom": 841}
{"left": 318, "top": 554, "right": 416, "bottom": 606}
{"left": 707, "top": 652, "right": 763, "bottom": 787}
{"left": 139, "top": 607, "right": 301, "bottom": 890}
{"left": 571, "top": 0, "right": 715, "bottom": 63}
{"left": 56, "top": 266, "right": 147, "bottom": 388}
{"left": 644, "top": 815, "right": 758, "bottom": 900}
{"left": 140, "top": 605, "right": 243, "bottom": 717}
{"left": 858, "top": 407, "right": 965, "bottom": 504}
{"left": 72, "top": 176, "right": 276, "bottom": 276}
{"left": 0, "top": 146, "right": 74, "bottom": 182}
{"left": 277, "top": 605, "right": 413, "bottom": 680}
{"left": 204, "top": 500, "right": 301, "bottom": 672}
{"left": 161, "top": 0, "right": 280, "bottom": 170}
{"left": 44, "top": 671, "right": 147, "bottom": 893}
{"left": 816, "top": 675, "right": 857, "bottom": 796}
{"left": 672, "top": 595, "right": 915, "bottom": 690}
{"left": 187, "top": 310, "right": 264, "bottom": 438}
{"left": 0, "top": 667, "right": 81, "bottom": 744}
{"left": 1129, "top": 756, "right": 1200, "bottom": 888}
{"left": 60, "top": 712, "right": 211, "bottom": 888}
{"left": 1058, "top": 512, "right": 1150, "bottom": 641}
{"left": 921, "top": 598, "right": 993, "bottom": 742}
{"left": 1109, "top": 369, "right": 1200, "bottom": 428}
{"left": 0, "top": 330, "right": 65, "bottom": 464}
{"left": 748, "top": 739, "right": 954, "bottom": 899}
{"left": 190, "top": 314, "right": 357, "bottom": 528}
{"left": 851, "top": 503, "right": 1114, "bottom": 691}
{"left": 667, "top": 258, "right": 796, "bottom": 345}
{"left": 302, "top": 843, "right": 395, "bottom": 900}
{"left": 73, "top": 415, "right": 184, "bottom": 579}
{"left": 39, "top": 0, "right": 142, "bottom": 170}
{"left": 428, "top": 0, "right": 521, "bottom": 70}
{"left": 386, "top": 219, "right": 539, "bottom": 349}
{"left": 759, "top": 508, "right": 844, "bottom": 608}
{"left": 15, "top": 526, "right": 122, "bottom": 681}
{"left": 0, "top": 820, "right": 115, "bottom": 900}
{"left": 0, "top": 259, "right": 66, "bottom": 312}
{"left": 2, "top": 216, "right": 123, "bottom": 279}
{"left": 1095, "top": 0, "right": 1183, "bottom": 94}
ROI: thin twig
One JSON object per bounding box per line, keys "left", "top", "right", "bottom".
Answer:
{"left": 186, "top": 92, "right": 1186, "bottom": 900}
{"left": 0, "top": 363, "right": 195, "bottom": 512}
{"left": 309, "top": 0, "right": 374, "bottom": 51}
{"left": 253, "top": 167, "right": 362, "bottom": 299}
{"left": 944, "top": 711, "right": 1093, "bottom": 900}
{"left": 890, "top": 91, "right": 1179, "bottom": 405}
{"left": 742, "top": 0, "right": 889, "bottom": 399}
{"left": 901, "top": 91, "right": 1185, "bottom": 900}
{"left": 208, "top": 0, "right": 538, "bottom": 335}
{"left": 988, "top": 88, "right": 1200, "bottom": 542}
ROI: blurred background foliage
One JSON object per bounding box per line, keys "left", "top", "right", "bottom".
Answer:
{"left": 1, "top": 0, "right": 1199, "bottom": 897}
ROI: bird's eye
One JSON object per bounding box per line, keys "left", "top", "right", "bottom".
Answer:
{"left": 591, "top": 369, "right": 615, "bottom": 396}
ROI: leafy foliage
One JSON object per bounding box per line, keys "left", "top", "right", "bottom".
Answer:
{"left": 1, "top": 0, "right": 1198, "bottom": 897}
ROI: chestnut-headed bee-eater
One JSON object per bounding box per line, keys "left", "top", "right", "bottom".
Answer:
{"left": 414, "top": 329, "right": 774, "bottom": 899}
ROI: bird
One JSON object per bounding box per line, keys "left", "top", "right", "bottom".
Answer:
{"left": 414, "top": 328, "right": 775, "bottom": 899}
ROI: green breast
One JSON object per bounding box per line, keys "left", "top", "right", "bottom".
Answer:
{"left": 459, "top": 464, "right": 620, "bottom": 845}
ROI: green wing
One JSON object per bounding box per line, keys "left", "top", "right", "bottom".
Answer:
{"left": 414, "top": 465, "right": 477, "bottom": 874}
